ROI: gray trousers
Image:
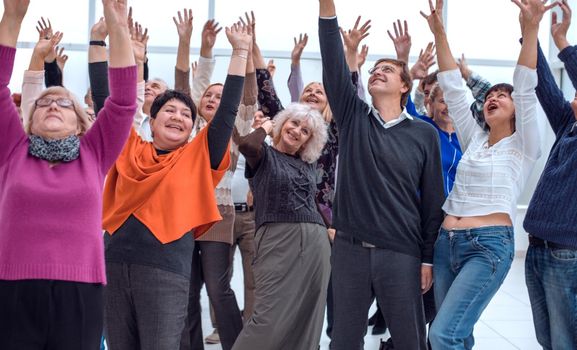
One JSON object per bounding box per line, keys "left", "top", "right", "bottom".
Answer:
{"left": 232, "top": 222, "right": 331, "bottom": 350}
{"left": 104, "top": 262, "right": 189, "bottom": 350}
{"left": 330, "top": 232, "right": 427, "bottom": 350}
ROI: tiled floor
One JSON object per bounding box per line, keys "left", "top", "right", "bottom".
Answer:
{"left": 199, "top": 253, "right": 540, "bottom": 349}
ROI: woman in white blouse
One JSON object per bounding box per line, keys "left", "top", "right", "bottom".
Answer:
{"left": 421, "top": 0, "right": 550, "bottom": 349}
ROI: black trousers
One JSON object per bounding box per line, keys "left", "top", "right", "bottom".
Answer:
{"left": 0, "top": 279, "right": 103, "bottom": 350}
{"left": 330, "top": 232, "right": 427, "bottom": 350}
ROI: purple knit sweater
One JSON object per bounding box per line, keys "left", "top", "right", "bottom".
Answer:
{"left": 0, "top": 45, "right": 137, "bottom": 284}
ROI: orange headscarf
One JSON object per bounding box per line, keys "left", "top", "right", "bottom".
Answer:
{"left": 103, "top": 127, "right": 230, "bottom": 243}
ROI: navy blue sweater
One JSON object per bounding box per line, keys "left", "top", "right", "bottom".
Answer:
{"left": 319, "top": 17, "right": 445, "bottom": 263}
{"left": 523, "top": 44, "right": 577, "bottom": 248}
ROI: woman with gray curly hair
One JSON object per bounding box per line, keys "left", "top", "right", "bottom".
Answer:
{"left": 232, "top": 103, "right": 330, "bottom": 350}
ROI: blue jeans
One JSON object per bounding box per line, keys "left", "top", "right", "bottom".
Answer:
{"left": 525, "top": 242, "right": 577, "bottom": 349}
{"left": 429, "top": 226, "right": 514, "bottom": 350}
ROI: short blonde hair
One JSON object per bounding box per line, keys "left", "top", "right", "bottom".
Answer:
{"left": 27, "top": 86, "right": 93, "bottom": 136}
{"left": 272, "top": 103, "right": 328, "bottom": 163}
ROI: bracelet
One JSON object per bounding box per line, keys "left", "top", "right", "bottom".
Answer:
{"left": 233, "top": 53, "right": 248, "bottom": 60}
{"left": 233, "top": 47, "right": 250, "bottom": 51}
{"left": 89, "top": 40, "right": 106, "bottom": 47}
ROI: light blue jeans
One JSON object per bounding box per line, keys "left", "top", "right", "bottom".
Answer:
{"left": 429, "top": 226, "right": 514, "bottom": 350}
{"left": 525, "top": 242, "right": 577, "bottom": 349}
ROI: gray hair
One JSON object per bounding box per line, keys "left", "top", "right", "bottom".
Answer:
{"left": 272, "top": 103, "right": 328, "bottom": 163}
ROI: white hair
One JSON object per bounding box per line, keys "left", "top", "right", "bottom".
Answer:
{"left": 272, "top": 103, "right": 328, "bottom": 163}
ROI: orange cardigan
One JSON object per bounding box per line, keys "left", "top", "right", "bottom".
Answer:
{"left": 103, "top": 127, "right": 230, "bottom": 243}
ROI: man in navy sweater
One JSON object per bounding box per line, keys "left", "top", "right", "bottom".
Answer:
{"left": 319, "top": 1, "right": 445, "bottom": 349}
{"left": 523, "top": 2, "right": 577, "bottom": 349}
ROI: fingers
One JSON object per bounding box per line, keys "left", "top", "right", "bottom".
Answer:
{"left": 353, "top": 15, "right": 361, "bottom": 29}
{"left": 393, "top": 20, "right": 400, "bottom": 38}
{"left": 359, "top": 19, "right": 371, "bottom": 33}
{"left": 387, "top": 30, "right": 395, "bottom": 42}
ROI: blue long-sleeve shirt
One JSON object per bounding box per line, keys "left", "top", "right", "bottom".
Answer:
{"left": 406, "top": 96, "right": 462, "bottom": 197}
{"left": 523, "top": 44, "right": 577, "bottom": 248}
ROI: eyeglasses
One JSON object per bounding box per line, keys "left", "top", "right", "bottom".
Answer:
{"left": 368, "top": 65, "right": 396, "bottom": 75}
{"left": 35, "top": 97, "right": 74, "bottom": 109}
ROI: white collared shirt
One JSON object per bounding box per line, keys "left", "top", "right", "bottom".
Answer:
{"left": 370, "top": 107, "right": 413, "bottom": 129}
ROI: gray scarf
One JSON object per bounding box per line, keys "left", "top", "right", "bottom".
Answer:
{"left": 28, "top": 135, "right": 80, "bottom": 162}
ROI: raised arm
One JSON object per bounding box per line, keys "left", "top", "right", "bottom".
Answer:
{"left": 192, "top": 19, "right": 220, "bottom": 106}
{"left": 457, "top": 54, "right": 492, "bottom": 125}
{"left": 239, "top": 120, "right": 273, "bottom": 175}
{"left": 207, "top": 22, "right": 250, "bottom": 170}
{"left": 88, "top": 17, "right": 109, "bottom": 116}
{"left": 388, "top": 19, "right": 411, "bottom": 64}
{"left": 423, "top": 0, "right": 481, "bottom": 150}
{"left": 174, "top": 8, "right": 193, "bottom": 95}
{"left": 341, "top": 16, "right": 371, "bottom": 73}
{"left": 130, "top": 21, "right": 148, "bottom": 128}
{"left": 288, "top": 33, "right": 307, "bottom": 102}
{"left": 0, "top": 0, "right": 30, "bottom": 163}
{"left": 554, "top": 1, "right": 577, "bottom": 90}
{"left": 318, "top": 1, "right": 369, "bottom": 129}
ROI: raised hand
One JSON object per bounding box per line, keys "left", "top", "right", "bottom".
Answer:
{"left": 551, "top": 0, "right": 572, "bottom": 50}
{"left": 387, "top": 19, "right": 411, "bottom": 63}
{"left": 358, "top": 44, "right": 369, "bottom": 68}
{"left": 201, "top": 19, "right": 222, "bottom": 52}
{"left": 226, "top": 22, "right": 252, "bottom": 50}
{"left": 456, "top": 53, "right": 472, "bottom": 80}
{"left": 127, "top": 6, "right": 134, "bottom": 33}
{"left": 340, "top": 16, "right": 371, "bottom": 53}
{"left": 34, "top": 31, "right": 63, "bottom": 60}
{"left": 291, "top": 33, "right": 308, "bottom": 65}
{"left": 512, "top": 0, "right": 557, "bottom": 30}
{"left": 55, "top": 46, "right": 68, "bottom": 71}
{"left": 267, "top": 59, "right": 276, "bottom": 77}
{"left": 420, "top": 0, "right": 445, "bottom": 35}
{"left": 102, "top": 0, "right": 129, "bottom": 30}
{"left": 173, "top": 8, "right": 193, "bottom": 41}
{"left": 239, "top": 11, "right": 256, "bottom": 45}
{"left": 91, "top": 17, "right": 108, "bottom": 41}
{"left": 36, "top": 17, "right": 53, "bottom": 40}
{"left": 3, "top": 0, "right": 30, "bottom": 22}
{"left": 410, "top": 42, "right": 436, "bottom": 80}
{"left": 131, "top": 21, "right": 148, "bottom": 64}
{"left": 191, "top": 61, "right": 198, "bottom": 79}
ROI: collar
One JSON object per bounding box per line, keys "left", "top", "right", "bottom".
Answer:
{"left": 370, "top": 107, "right": 413, "bottom": 129}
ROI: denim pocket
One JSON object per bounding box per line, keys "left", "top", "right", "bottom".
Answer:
{"left": 550, "top": 248, "right": 577, "bottom": 261}
{"left": 471, "top": 235, "right": 513, "bottom": 272}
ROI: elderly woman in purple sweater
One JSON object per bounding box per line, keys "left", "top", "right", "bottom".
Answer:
{"left": 0, "top": 0, "right": 136, "bottom": 349}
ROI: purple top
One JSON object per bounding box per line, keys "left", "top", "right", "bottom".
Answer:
{"left": 0, "top": 45, "right": 137, "bottom": 284}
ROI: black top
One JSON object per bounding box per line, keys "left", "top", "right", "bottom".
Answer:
{"left": 240, "top": 128, "right": 325, "bottom": 230}
{"left": 319, "top": 17, "right": 445, "bottom": 263}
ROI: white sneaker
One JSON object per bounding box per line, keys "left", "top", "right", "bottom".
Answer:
{"left": 205, "top": 329, "right": 220, "bottom": 344}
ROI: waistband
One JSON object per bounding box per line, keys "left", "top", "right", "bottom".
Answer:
{"left": 529, "top": 235, "right": 576, "bottom": 250}
{"left": 440, "top": 225, "right": 514, "bottom": 238}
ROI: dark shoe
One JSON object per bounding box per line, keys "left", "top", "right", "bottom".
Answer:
{"left": 379, "top": 338, "right": 394, "bottom": 350}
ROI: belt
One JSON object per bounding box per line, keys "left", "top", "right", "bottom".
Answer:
{"left": 529, "top": 235, "right": 576, "bottom": 250}
{"left": 234, "top": 203, "right": 254, "bottom": 212}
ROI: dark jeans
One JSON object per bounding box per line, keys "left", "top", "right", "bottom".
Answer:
{"left": 526, "top": 243, "right": 577, "bottom": 349}
{"left": 104, "top": 263, "right": 189, "bottom": 350}
{"left": 0, "top": 279, "right": 103, "bottom": 350}
{"left": 181, "top": 241, "right": 243, "bottom": 350}
{"left": 330, "top": 232, "right": 427, "bottom": 350}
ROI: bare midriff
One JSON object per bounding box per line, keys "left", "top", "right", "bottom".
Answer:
{"left": 442, "top": 213, "right": 513, "bottom": 230}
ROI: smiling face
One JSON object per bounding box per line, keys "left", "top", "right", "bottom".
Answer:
{"left": 299, "top": 82, "right": 327, "bottom": 112}
{"left": 199, "top": 84, "right": 223, "bottom": 122}
{"left": 150, "top": 98, "right": 194, "bottom": 150}
{"left": 252, "top": 110, "right": 267, "bottom": 129}
{"left": 276, "top": 117, "right": 313, "bottom": 155}
{"left": 30, "top": 93, "right": 81, "bottom": 139}
{"left": 483, "top": 86, "right": 515, "bottom": 130}
{"left": 144, "top": 79, "right": 168, "bottom": 113}
{"left": 428, "top": 86, "right": 450, "bottom": 124}
{"left": 367, "top": 59, "right": 411, "bottom": 105}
